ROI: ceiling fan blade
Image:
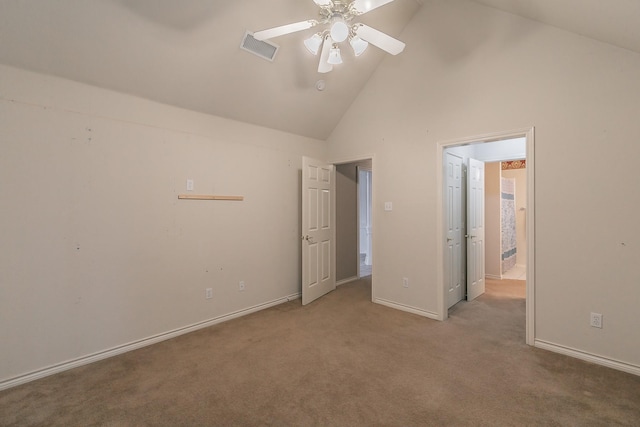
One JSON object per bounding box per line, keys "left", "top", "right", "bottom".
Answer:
{"left": 318, "top": 35, "right": 333, "bottom": 74}
{"left": 351, "top": 0, "right": 395, "bottom": 14}
{"left": 313, "top": 0, "right": 332, "bottom": 6}
{"left": 355, "top": 24, "right": 405, "bottom": 55}
{"left": 254, "top": 20, "right": 316, "bottom": 41}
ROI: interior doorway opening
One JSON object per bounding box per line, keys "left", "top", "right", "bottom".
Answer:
{"left": 437, "top": 128, "right": 535, "bottom": 345}
{"left": 335, "top": 158, "right": 373, "bottom": 287}
{"left": 487, "top": 160, "right": 527, "bottom": 281}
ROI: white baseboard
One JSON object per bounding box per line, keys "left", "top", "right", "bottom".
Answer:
{"left": 374, "top": 298, "right": 440, "bottom": 320}
{"left": 0, "top": 292, "right": 301, "bottom": 391}
{"left": 485, "top": 274, "right": 502, "bottom": 280}
{"left": 336, "top": 276, "right": 358, "bottom": 286}
{"left": 535, "top": 339, "right": 640, "bottom": 377}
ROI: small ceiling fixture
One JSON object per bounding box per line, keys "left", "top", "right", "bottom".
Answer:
{"left": 253, "top": 0, "right": 406, "bottom": 74}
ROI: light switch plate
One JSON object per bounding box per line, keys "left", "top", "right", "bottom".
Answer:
{"left": 186, "top": 179, "right": 194, "bottom": 191}
{"left": 384, "top": 202, "right": 393, "bottom": 211}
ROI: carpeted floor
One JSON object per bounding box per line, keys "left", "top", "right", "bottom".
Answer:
{"left": 1, "top": 278, "right": 639, "bottom": 426}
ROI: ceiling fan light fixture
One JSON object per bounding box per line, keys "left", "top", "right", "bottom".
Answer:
{"left": 252, "top": 0, "right": 406, "bottom": 74}
{"left": 304, "top": 33, "right": 323, "bottom": 55}
{"left": 330, "top": 20, "right": 349, "bottom": 43}
{"left": 349, "top": 36, "right": 369, "bottom": 56}
{"left": 327, "top": 45, "right": 343, "bottom": 65}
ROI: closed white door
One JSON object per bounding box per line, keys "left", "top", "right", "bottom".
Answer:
{"left": 302, "top": 157, "right": 336, "bottom": 305}
{"left": 466, "top": 158, "right": 485, "bottom": 301}
{"left": 445, "top": 153, "right": 464, "bottom": 308}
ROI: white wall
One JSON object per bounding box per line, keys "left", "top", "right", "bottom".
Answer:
{"left": 327, "top": 0, "right": 640, "bottom": 370}
{"left": 0, "top": 65, "right": 327, "bottom": 386}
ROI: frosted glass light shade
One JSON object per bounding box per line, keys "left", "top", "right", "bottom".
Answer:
{"left": 327, "top": 46, "right": 343, "bottom": 65}
{"left": 304, "top": 34, "right": 323, "bottom": 55}
{"left": 350, "top": 36, "right": 369, "bottom": 56}
{"left": 330, "top": 20, "right": 349, "bottom": 43}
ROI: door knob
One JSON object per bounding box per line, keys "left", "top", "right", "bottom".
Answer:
{"left": 302, "top": 235, "right": 316, "bottom": 244}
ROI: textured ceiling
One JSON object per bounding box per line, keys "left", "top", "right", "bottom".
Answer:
{"left": 471, "top": 0, "right": 640, "bottom": 54}
{"left": 1, "top": 0, "right": 639, "bottom": 140}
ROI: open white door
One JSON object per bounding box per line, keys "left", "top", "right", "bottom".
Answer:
{"left": 466, "top": 158, "right": 485, "bottom": 301}
{"left": 302, "top": 157, "right": 335, "bottom": 305}
{"left": 445, "top": 152, "right": 464, "bottom": 308}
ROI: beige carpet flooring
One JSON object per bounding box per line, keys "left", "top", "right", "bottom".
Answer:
{"left": 1, "top": 278, "right": 639, "bottom": 426}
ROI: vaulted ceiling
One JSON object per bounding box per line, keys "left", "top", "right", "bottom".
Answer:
{"left": 1, "top": 0, "right": 639, "bottom": 140}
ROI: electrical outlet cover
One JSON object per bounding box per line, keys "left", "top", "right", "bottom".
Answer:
{"left": 590, "top": 312, "right": 603, "bottom": 328}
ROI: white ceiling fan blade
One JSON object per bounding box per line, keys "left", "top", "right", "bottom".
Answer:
{"left": 318, "top": 35, "right": 333, "bottom": 74}
{"left": 352, "top": 0, "right": 395, "bottom": 14}
{"left": 355, "top": 24, "right": 405, "bottom": 55}
{"left": 313, "top": 0, "right": 332, "bottom": 6}
{"left": 254, "top": 20, "right": 316, "bottom": 41}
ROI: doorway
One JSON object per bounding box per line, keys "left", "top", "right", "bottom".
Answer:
{"left": 437, "top": 128, "right": 535, "bottom": 345}
{"left": 486, "top": 160, "right": 527, "bottom": 281}
{"left": 334, "top": 158, "right": 374, "bottom": 287}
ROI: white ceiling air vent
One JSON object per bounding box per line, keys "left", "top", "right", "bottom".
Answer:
{"left": 241, "top": 31, "right": 279, "bottom": 62}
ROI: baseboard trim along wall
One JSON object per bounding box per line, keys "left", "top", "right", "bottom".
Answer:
{"left": 0, "top": 292, "right": 301, "bottom": 391}
{"left": 336, "top": 276, "right": 358, "bottom": 286}
{"left": 374, "top": 298, "right": 439, "bottom": 320}
{"left": 535, "top": 340, "right": 640, "bottom": 377}
{"left": 485, "top": 274, "right": 502, "bottom": 280}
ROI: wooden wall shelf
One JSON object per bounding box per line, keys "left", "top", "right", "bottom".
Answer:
{"left": 178, "top": 195, "right": 244, "bottom": 201}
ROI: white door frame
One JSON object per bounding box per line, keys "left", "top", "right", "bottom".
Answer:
{"left": 356, "top": 165, "right": 373, "bottom": 279}
{"left": 330, "top": 154, "right": 376, "bottom": 300}
{"left": 436, "top": 128, "right": 535, "bottom": 345}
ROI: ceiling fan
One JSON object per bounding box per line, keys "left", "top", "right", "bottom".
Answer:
{"left": 253, "top": 0, "right": 406, "bottom": 73}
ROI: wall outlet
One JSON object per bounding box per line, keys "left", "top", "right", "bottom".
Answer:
{"left": 186, "top": 179, "right": 194, "bottom": 191}
{"left": 205, "top": 288, "right": 213, "bottom": 299}
{"left": 590, "top": 312, "right": 603, "bottom": 328}
{"left": 239, "top": 281, "right": 245, "bottom": 291}
{"left": 402, "top": 277, "right": 409, "bottom": 288}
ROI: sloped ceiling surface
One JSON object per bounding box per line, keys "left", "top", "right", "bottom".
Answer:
{"left": 471, "top": 0, "right": 640, "bottom": 54}
{"left": 0, "top": 0, "right": 639, "bottom": 140}
{"left": 0, "top": 0, "right": 421, "bottom": 140}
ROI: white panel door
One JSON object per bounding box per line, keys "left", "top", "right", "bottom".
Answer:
{"left": 466, "top": 158, "right": 485, "bottom": 301}
{"left": 445, "top": 153, "right": 464, "bottom": 308}
{"left": 302, "top": 157, "right": 335, "bottom": 305}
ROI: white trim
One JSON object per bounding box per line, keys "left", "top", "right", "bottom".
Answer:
{"left": 525, "top": 128, "right": 535, "bottom": 346}
{"left": 356, "top": 165, "right": 363, "bottom": 280}
{"left": 485, "top": 274, "right": 502, "bottom": 280}
{"left": 374, "top": 298, "right": 440, "bottom": 320}
{"left": 0, "top": 293, "right": 300, "bottom": 391}
{"left": 336, "top": 276, "right": 359, "bottom": 286}
{"left": 436, "top": 127, "right": 536, "bottom": 343}
{"left": 535, "top": 340, "right": 640, "bottom": 377}
{"left": 329, "top": 154, "right": 376, "bottom": 166}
